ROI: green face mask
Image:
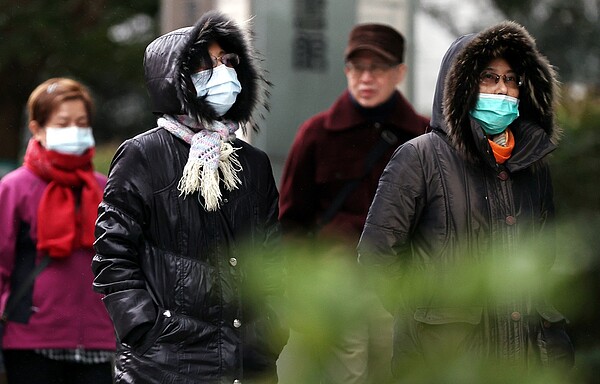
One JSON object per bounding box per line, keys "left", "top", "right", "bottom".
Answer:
{"left": 469, "top": 94, "right": 520, "bottom": 135}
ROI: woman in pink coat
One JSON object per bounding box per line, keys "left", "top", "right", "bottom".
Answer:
{"left": 0, "top": 78, "right": 115, "bottom": 384}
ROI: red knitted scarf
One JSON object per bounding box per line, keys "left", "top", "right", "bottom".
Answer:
{"left": 23, "top": 139, "right": 101, "bottom": 258}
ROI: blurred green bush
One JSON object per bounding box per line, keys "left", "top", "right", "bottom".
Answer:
{"left": 93, "top": 141, "right": 121, "bottom": 176}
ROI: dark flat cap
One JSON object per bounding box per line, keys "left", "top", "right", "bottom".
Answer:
{"left": 344, "top": 23, "right": 405, "bottom": 64}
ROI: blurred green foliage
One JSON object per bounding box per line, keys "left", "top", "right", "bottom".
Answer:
{"left": 242, "top": 234, "right": 589, "bottom": 383}
{"left": 93, "top": 141, "right": 120, "bottom": 176}
{"left": 549, "top": 89, "right": 600, "bottom": 383}
{"left": 552, "top": 90, "right": 600, "bottom": 215}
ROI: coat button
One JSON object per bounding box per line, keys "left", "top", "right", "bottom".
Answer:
{"left": 233, "top": 380, "right": 242, "bottom": 384}
{"left": 511, "top": 311, "right": 521, "bottom": 321}
{"left": 163, "top": 310, "right": 172, "bottom": 318}
{"left": 497, "top": 171, "right": 509, "bottom": 181}
{"left": 505, "top": 215, "right": 516, "bottom": 225}
{"left": 229, "top": 257, "right": 237, "bottom": 267}
{"left": 233, "top": 319, "right": 242, "bottom": 328}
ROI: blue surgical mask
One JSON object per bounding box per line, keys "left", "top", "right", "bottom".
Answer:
{"left": 470, "top": 94, "right": 520, "bottom": 135}
{"left": 45, "top": 126, "right": 95, "bottom": 155}
{"left": 191, "top": 64, "right": 242, "bottom": 117}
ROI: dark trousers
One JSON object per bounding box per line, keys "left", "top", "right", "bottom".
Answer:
{"left": 3, "top": 350, "right": 112, "bottom": 384}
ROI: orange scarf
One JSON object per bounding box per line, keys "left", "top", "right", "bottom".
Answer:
{"left": 488, "top": 129, "right": 514, "bottom": 164}
{"left": 23, "top": 139, "right": 102, "bottom": 258}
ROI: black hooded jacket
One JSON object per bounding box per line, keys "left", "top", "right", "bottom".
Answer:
{"left": 358, "top": 21, "right": 571, "bottom": 367}
{"left": 92, "top": 11, "right": 285, "bottom": 384}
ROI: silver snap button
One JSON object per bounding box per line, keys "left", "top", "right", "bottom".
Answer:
{"left": 229, "top": 257, "right": 237, "bottom": 267}
{"left": 163, "top": 310, "right": 171, "bottom": 318}
{"left": 233, "top": 319, "right": 242, "bottom": 328}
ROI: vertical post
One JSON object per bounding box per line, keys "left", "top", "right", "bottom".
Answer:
{"left": 405, "top": 0, "right": 418, "bottom": 104}
{"left": 249, "top": 0, "right": 357, "bottom": 182}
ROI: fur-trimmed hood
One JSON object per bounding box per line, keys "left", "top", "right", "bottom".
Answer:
{"left": 431, "top": 21, "right": 561, "bottom": 164}
{"left": 143, "top": 11, "right": 268, "bottom": 131}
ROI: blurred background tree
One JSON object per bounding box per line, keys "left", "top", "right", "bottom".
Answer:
{"left": 422, "top": 0, "right": 600, "bottom": 89}
{"left": 0, "top": 0, "right": 159, "bottom": 170}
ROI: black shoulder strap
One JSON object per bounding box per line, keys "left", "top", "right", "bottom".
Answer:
{"left": 317, "top": 129, "right": 398, "bottom": 230}
{"left": 1, "top": 255, "right": 51, "bottom": 324}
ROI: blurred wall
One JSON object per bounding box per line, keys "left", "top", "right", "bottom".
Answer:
{"left": 161, "top": 0, "right": 213, "bottom": 33}
{"left": 161, "top": 0, "right": 251, "bottom": 32}
{"left": 251, "top": 0, "right": 413, "bottom": 184}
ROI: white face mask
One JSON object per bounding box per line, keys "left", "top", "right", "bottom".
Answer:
{"left": 45, "top": 126, "right": 95, "bottom": 155}
{"left": 191, "top": 64, "right": 242, "bottom": 116}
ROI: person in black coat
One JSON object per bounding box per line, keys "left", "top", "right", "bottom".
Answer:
{"left": 358, "top": 21, "right": 574, "bottom": 381}
{"left": 92, "top": 11, "right": 287, "bottom": 384}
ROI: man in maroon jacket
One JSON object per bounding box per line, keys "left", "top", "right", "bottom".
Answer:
{"left": 278, "top": 23, "right": 429, "bottom": 384}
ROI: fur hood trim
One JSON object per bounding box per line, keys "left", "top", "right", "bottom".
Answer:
{"left": 440, "top": 21, "right": 560, "bottom": 162}
{"left": 143, "top": 11, "right": 269, "bottom": 132}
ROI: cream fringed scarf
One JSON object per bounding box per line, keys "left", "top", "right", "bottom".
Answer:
{"left": 158, "top": 114, "right": 242, "bottom": 211}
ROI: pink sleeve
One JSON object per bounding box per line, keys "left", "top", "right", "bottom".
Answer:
{"left": 0, "top": 174, "right": 20, "bottom": 300}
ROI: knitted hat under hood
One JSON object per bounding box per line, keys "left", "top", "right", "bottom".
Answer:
{"left": 143, "top": 11, "right": 268, "bottom": 132}
{"left": 433, "top": 21, "right": 561, "bottom": 163}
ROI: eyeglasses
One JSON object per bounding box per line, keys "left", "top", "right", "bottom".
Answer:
{"left": 345, "top": 61, "right": 397, "bottom": 77}
{"left": 479, "top": 71, "right": 523, "bottom": 89}
{"left": 210, "top": 53, "right": 240, "bottom": 68}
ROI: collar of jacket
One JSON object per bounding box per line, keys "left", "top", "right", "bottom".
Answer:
{"left": 324, "top": 90, "right": 424, "bottom": 136}
{"left": 470, "top": 118, "right": 557, "bottom": 172}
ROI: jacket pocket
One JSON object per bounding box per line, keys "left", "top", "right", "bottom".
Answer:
{"left": 131, "top": 308, "right": 173, "bottom": 357}
{"left": 532, "top": 306, "right": 574, "bottom": 367}
{"left": 243, "top": 304, "right": 290, "bottom": 372}
{"left": 414, "top": 306, "right": 483, "bottom": 325}
{"left": 536, "top": 305, "right": 566, "bottom": 323}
